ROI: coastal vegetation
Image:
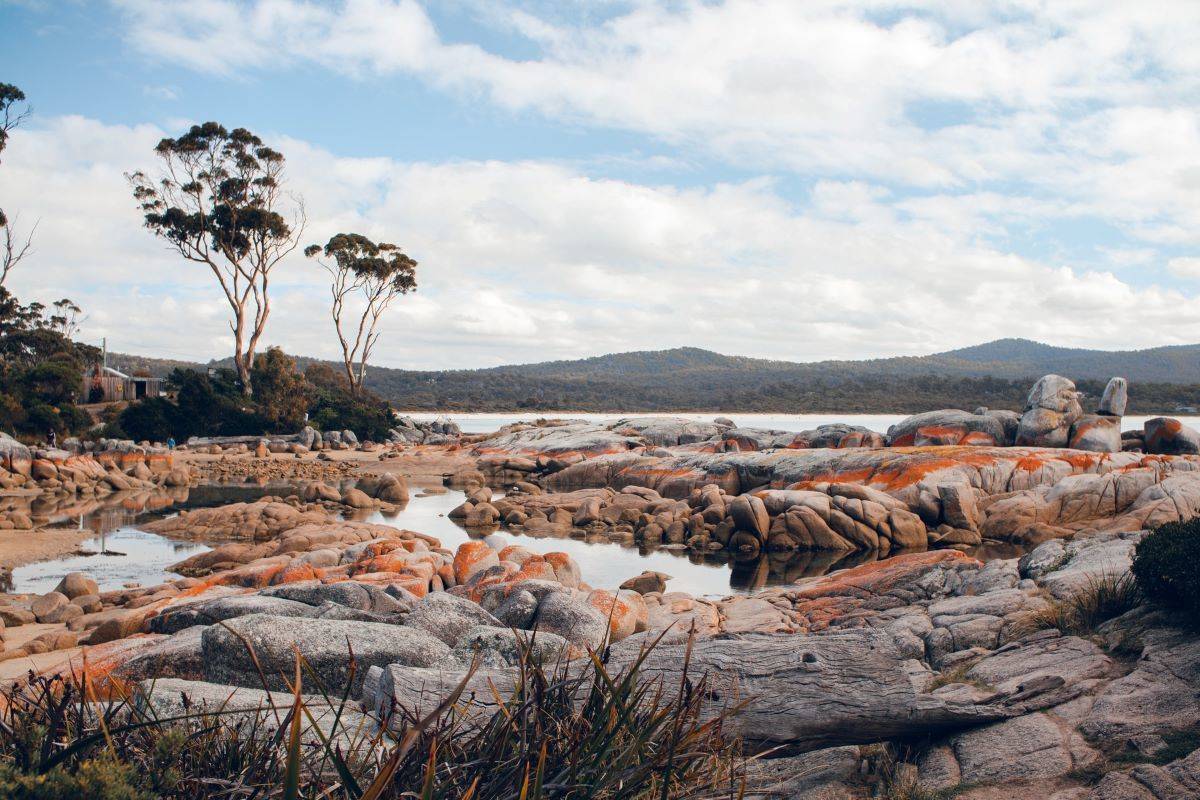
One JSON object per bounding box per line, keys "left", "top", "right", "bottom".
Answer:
{"left": 114, "top": 351, "right": 398, "bottom": 443}
{"left": 0, "top": 641, "right": 740, "bottom": 799}
{"left": 1132, "top": 518, "right": 1200, "bottom": 620}
{"left": 107, "top": 343, "right": 1200, "bottom": 415}
{"left": 0, "top": 288, "right": 97, "bottom": 437}
{"left": 306, "top": 233, "right": 418, "bottom": 397}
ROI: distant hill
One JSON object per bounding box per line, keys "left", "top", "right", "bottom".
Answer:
{"left": 108, "top": 339, "right": 1200, "bottom": 414}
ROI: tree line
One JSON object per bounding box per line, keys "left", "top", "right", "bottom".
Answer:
{"left": 0, "top": 81, "right": 422, "bottom": 442}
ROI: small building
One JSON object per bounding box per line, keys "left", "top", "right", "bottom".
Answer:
{"left": 83, "top": 365, "right": 163, "bottom": 403}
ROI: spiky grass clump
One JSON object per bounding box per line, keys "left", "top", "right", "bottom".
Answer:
{"left": 0, "top": 637, "right": 743, "bottom": 799}
{"left": 1016, "top": 572, "right": 1142, "bottom": 638}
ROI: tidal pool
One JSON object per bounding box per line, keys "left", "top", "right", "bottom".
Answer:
{"left": 10, "top": 481, "right": 1030, "bottom": 599}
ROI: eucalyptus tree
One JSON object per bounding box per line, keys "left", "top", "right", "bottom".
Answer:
{"left": 305, "top": 233, "right": 417, "bottom": 395}
{"left": 0, "top": 82, "right": 34, "bottom": 286}
{"left": 128, "top": 122, "right": 304, "bottom": 395}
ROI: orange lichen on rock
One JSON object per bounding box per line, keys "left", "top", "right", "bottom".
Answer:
{"left": 794, "top": 550, "right": 974, "bottom": 601}
{"left": 453, "top": 540, "right": 500, "bottom": 585}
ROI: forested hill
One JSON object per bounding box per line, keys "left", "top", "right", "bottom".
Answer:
{"left": 107, "top": 339, "right": 1200, "bottom": 414}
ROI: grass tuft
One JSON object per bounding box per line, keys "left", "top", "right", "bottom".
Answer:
{"left": 1014, "top": 572, "right": 1142, "bottom": 639}
{"left": 0, "top": 634, "right": 745, "bottom": 799}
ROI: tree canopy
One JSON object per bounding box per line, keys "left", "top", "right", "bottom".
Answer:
{"left": 0, "top": 286, "right": 98, "bottom": 437}
{"left": 305, "top": 232, "right": 417, "bottom": 395}
{"left": 128, "top": 122, "right": 304, "bottom": 394}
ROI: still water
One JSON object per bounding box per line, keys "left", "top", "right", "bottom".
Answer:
{"left": 404, "top": 411, "right": 1200, "bottom": 435}
{"left": 10, "top": 480, "right": 1027, "bottom": 599}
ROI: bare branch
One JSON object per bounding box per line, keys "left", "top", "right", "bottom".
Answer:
{"left": 0, "top": 212, "right": 37, "bottom": 287}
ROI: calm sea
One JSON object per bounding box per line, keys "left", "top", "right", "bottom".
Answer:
{"left": 403, "top": 412, "right": 1198, "bottom": 435}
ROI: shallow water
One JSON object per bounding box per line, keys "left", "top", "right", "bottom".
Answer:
{"left": 405, "top": 411, "right": 1200, "bottom": 435}
{"left": 10, "top": 482, "right": 1029, "bottom": 599}
{"left": 12, "top": 530, "right": 211, "bottom": 595}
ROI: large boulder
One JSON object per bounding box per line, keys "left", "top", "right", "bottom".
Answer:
{"left": 31, "top": 592, "right": 70, "bottom": 623}
{"left": 1069, "top": 414, "right": 1122, "bottom": 453}
{"left": 0, "top": 433, "right": 31, "bottom": 476}
{"left": 202, "top": 613, "right": 452, "bottom": 694}
{"left": 405, "top": 592, "right": 503, "bottom": 647}
{"left": 54, "top": 572, "right": 99, "bottom": 600}
{"left": 452, "top": 625, "right": 570, "bottom": 667}
{"left": 1015, "top": 375, "right": 1083, "bottom": 447}
{"left": 533, "top": 592, "right": 609, "bottom": 650}
{"left": 1098, "top": 376, "right": 1128, "bottom": 416}
{"left": 1144, "top": 417, "right": 1200, "bottom": 455}
{"left": 784, "top": 424, "right": 885, "bottom": 449}
{"left": 887, "top": 410, "right": 1008, "bottom": 447}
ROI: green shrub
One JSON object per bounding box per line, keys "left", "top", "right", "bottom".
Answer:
{"left": 0, "top": 760, "right": 147, "bottom": 800}
{"left": 1132, "top": 518, "right": 1200, "bottom": 618}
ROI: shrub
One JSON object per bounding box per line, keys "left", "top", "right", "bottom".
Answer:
{"left": 117, "top": 397, "right": 176, "bottom": 443}
{"left": 1132, "top": 518, "right": 1200, "bottom": 619}
{"left": 0, "top": 760, "right": 147, "bottom": 799}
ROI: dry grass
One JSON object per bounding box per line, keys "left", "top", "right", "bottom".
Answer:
{"left": 0, "top": 634, "right": 747, "bottom": 799}
{"left": 1013, "top": 572, "right": 1142, "bottom": 639}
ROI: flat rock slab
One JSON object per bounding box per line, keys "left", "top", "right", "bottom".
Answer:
{"left": 369, "top": 628, "right": 1014, "bottom": 750}
{"left": 967, "top": 632, "right": 1112, "bottom": 695}
{"left": 150, "top": 595, "right": 319, "bottom": 634}
{"left": 942, "top": 712, "right": 1091, "bottom": 786}
{"left": 1081, "top": 628, "right": 1200, "bottom": 743}
{"left": 137, "top": 678, "right": 372, "bottom": 746}
{"left": 201, "top": 613, "right": 453, "bottom": 694}
{"left": 1088, "top": 746, "right": 1200, "bottom": 799}
{"left": 741, "top": 746, "right": 866, "bottom": 799}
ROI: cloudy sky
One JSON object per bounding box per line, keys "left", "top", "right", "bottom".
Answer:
{"left": 2, "top": 0, "right": 1200, "bottom": 369}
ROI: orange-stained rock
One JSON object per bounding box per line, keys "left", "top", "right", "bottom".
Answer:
{"left": 793, "top": 550, "right": 975, "bottom": 601}
{"left": 512, "top": 558, "right": 558, "bottom": 584}
{"left": 453, "top": 541, "right": 500, "bottom": 585}
{"left": 270, "top": 561, "right": 319, "bottom": 585}
{"left": 543, "top": 551, "right": 582, "bottom": 588}
{"left": 586, "top": 589, "right": 647, "bottom": 641}
{"left": 39, "top": 635, "right": 166, "bottom": 698}
{"left": 959, "top": 431, "right": 997, "bottom": 446}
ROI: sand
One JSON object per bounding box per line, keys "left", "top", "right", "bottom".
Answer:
{"left": 0, "top": 527, "right": 92, "bottom": 571}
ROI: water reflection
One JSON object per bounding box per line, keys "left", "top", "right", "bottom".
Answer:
{"left": 12, "top": 530, "right": 211, "bottom": 595}
{"left": 7, "top": 480, "right": 1037, "bottom": 599}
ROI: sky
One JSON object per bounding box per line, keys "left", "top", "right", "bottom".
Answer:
{"left": 2, "top": 0, "right": 1200, "bottom": 370}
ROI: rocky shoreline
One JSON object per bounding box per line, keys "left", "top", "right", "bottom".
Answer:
{"left": 0, "top": 374, "right": 1198, "bottom": 798}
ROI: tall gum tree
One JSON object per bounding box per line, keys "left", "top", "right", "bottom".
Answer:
{"left": 305, "top": 233, "right": 417, "bottom": 395}
{"left": 128, "top": 122, "right": 304, "bottom": 395}
{"left": 0, "top": 82, "right": 34, "bottom": 287}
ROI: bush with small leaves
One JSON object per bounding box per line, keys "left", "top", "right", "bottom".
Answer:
{"left": 1132, "top": 518, "right": 1200, "bottom": 619}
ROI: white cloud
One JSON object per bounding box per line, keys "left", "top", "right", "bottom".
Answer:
{"left": 1169, "top": 257, "right": 1200, "bottom": 279}
{"left": 6, "top": 115, "right": 1200, "bottom": 371}
{"left": 107, "top": 0, "right": 1200, "bottom": 248}
{"left": 142, "top": 85, "right": 179, "bottom": 100}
